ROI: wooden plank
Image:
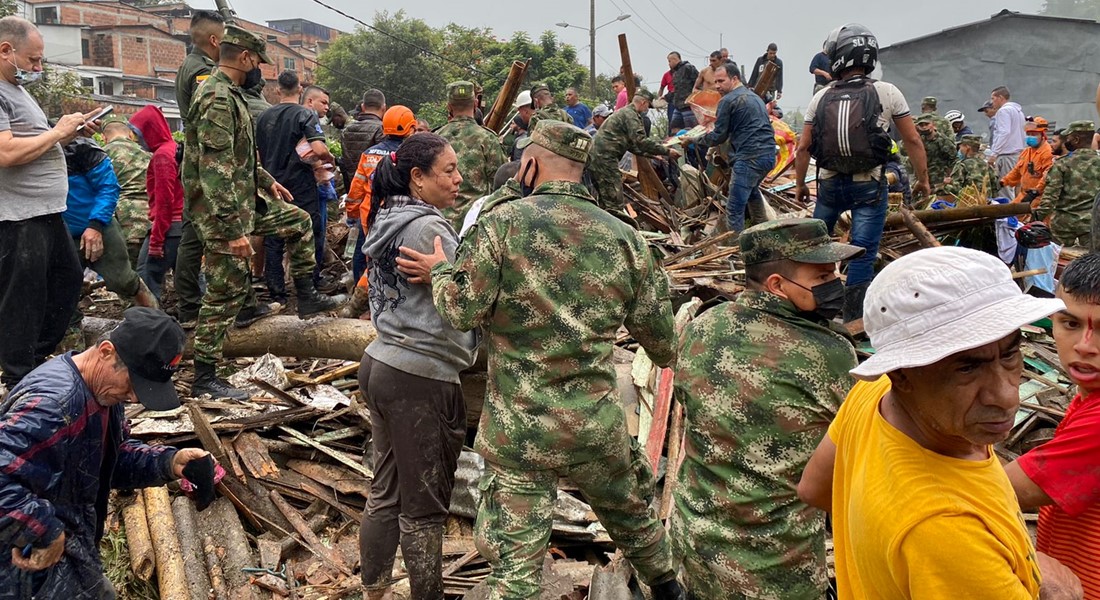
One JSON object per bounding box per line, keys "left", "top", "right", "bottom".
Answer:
{"left": 235, "top": 432, "right": 281, "bottom": 480}
{"left": 645, "top": 367, "right": 675, "bottom": 472}
{"left": 268, "top": 490, "right": 352, "bottom": 577}
{"left": 278, "top": 426, "right": 373, "bottom": 479}
{"left": 286, "top": 459, "right": 370, "bottom": 497}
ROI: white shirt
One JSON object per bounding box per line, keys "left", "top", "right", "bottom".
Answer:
{"left": 805, "top": 78, "right": 910, "bottom": 180}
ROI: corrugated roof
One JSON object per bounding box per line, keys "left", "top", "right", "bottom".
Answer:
{"left": 881, "top": 10, "right": 1100, "bottom": 52}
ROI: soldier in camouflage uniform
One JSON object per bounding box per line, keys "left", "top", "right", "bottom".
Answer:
{"left": 397, "top": 121, "right": 686, "bottom": 600}
{"left": 435, "top": 81, "right": 507, "bottom": 227}
{"left": 100, "top": 114, "right": 151, "bottom": 267}
{"left": 944, "top": 134, "right": 998, "bottom": 199}
{"left": 183, "top": 26, "right": 339, "bottom": 401}
{"left": 590, "top": 89, "right": 680, "bottom": 212}
{"left": 915, "top": 113, "right": 957, "bottom": 196}
{"left": 920, "top": 96, "right": 955, "bottom": 141}
{"left": 672, "top": 218, "right": 861, "bottom": 600}
{"left": 526, "top": 83, "right": 573, "bottom": 131}
{"left": 1036, "top": 120, "right": 1100, "bottom": 248}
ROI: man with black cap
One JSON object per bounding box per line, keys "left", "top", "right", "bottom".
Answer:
{"left": 590, "top": 88, "right": 680, "bottom": 211}
{"left": 672, "top": 218, "right": 862, "bottom": 600}
{"left": 0, "top": 307, "right": 212, "bottom": 597}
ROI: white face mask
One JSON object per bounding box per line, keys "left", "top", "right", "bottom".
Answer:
{"left": 7, "top": 55, "right": 42, "bottom": 86}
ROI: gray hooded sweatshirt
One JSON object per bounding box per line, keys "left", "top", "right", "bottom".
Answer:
{"left": 363, "top": 196, "right": 477, "bottom": 383}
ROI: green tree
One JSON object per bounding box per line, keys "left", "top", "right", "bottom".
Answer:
{"left": 1040, "top": 0, "right": 1100, "bottom": 19}
{"left": 0, "top": 0, "right": 15, "bottom": 18}
{"left": 29, "top": 66, "right": 86, "bottom": 117}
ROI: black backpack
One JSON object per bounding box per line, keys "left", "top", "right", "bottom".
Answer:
{"left": 809, "top": 77, "right": 892, "bottom": 175}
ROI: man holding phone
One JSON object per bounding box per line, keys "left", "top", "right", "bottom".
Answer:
{"left": 0, "top": 16, "right": 87, "bottom": 390}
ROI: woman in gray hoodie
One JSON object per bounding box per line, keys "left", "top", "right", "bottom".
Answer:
{"left": 357, "top": 132, "right": 476, "bottom": 600}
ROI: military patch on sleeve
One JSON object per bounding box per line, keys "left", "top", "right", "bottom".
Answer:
{"left": 196, "top": 74, "right": 210, "bottom": 83}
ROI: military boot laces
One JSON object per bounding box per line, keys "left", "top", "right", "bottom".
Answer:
{"left": 191, "top": 362, "right": 250, "bottom": 401}
{"left": 295, "top": 277, "right": 345, "bottom": 318}
{"left": 650, "top": 579, "right": 686, "bottom": 600}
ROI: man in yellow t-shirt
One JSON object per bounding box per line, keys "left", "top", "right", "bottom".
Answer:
{"left": 797, "top": 245, "right": 1082, "bottom": 599}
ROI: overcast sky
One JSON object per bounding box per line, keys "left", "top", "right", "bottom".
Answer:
{"left": 198, "top": 0, "right": 1045, "bottom": 109}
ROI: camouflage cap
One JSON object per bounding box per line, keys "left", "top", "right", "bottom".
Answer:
{"left": 516, "top": 120, "right": 592, "bottom": 163}
{"left": 1066, "top": 120, "right": 1095, "bottom": 134}
{"left": 223, "top": 24, "right": 271, "bottom": 64}
{"left": 913, "top": 113, "right": 935, "bottom": 124}
{"left": 740, "top": 218, "right": 865, "bottom": 266}
{"left": 921, "top": 96, "right": 938, "bottom": 108}
{"left": 530, "top": 83, "right": 550, "bottom": 96}
{"left": 634, "top": 88, "right": 655, "bottom": 103}
{"left": 99, "top": 114, "right": 130, "bottom": 128}
{"left": 447, "top": 80, "right": 476, "bottom": 101}
{"left": 959, "top": 134, "right": 983, "bottom": 147}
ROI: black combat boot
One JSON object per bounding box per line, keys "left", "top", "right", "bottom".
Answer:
{"left": 190, "top": 361, "right": 250, "bottom": 401}
{"left": 234, "top": 301, "right": 282, "bottom": 328}
{"left": 842, "top": 281, "right": 871, "bottom": 324}
{"left": 295, "top": 277, "right": 344, "bottom": 318}
{"left": 651, "top": 578, "right": 687, "bottom": 600}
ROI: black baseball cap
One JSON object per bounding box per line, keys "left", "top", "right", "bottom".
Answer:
{"left": 110, "top": 307, "right": 186, "bottom": 411}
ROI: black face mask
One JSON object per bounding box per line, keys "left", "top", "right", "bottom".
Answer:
{"left": 519, "top": 159, "right": 539, "bottom": 197}
{"left": 785, "top": 276, "right": 845, "bottom": 321}
{"left": 244, "top": 67, "right": 264, "bottom": 89}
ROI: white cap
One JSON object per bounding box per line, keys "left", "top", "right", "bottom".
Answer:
{"left": 513, "top": 90, "right": 532, "bottom": 109}
{"left": 850, "top": 246, "right": 1064, "bottom": 381}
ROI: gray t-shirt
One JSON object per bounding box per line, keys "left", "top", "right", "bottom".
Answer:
{"left": 0, "top": 79, "right": 68, "bottom": 222}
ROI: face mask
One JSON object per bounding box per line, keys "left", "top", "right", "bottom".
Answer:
{"left": 957, "top": 151, "right": 965, "bottom": 161}
{"left": 243, "top": 66, "right": 264, "bottom": 89}
{"left": 519, "top": 158, "right": 539, "bottom": 197}
{"left": 1025, "top": 135, "right": 1039, "bottom": 148}
{"left": 785, "top": 276, "right": 845, "bottom": 321}
{"left": 7, "top": 57, "right": 41, "bottom": 86}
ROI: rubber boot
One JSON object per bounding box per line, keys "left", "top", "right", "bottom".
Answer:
{"left": 338, "top": 285, "right": 370, "bottom": 319}
{"left": 295, "top": 277, "right": 344, "bottom": 318}
{"left": 651, "top": 578, "right": 687, "bottom": 600}
{"left": 190, "top": 361, "right": 250, "bottom": 401}
{"left": 235, "top": 301, "right": 282, "bottom": 328}
{"left": 131, "top": 278, "right": 159, "bottom": 309}
{"left": 399, "top": 525, "right": 445, "bottom": 600}
{"left": 842, "top": 282, "right": 871, "bottom": 324}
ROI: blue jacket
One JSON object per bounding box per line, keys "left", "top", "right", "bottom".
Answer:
{"left": 697, "top": 85, "right": 776, "bottom": 163}
{"left": 0, "top": 354, "right": 177, "bottom": 598}
{"left": 62, "top": 140, "right": 121, "bottom": 236}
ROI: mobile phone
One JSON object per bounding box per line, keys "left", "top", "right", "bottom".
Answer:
{"left": 86, "top": 105, "right": 114, "bottom": 123}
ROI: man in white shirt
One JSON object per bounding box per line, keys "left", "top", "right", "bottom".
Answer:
{"left": 988, "top": 86, "right": 1026, "bottom": 199}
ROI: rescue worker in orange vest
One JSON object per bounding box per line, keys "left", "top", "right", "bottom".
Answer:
{"left": 1003, "top": 117, "right": 1054, "bottom": 208}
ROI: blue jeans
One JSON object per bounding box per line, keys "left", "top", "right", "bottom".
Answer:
{"left": 728, "top": 155, "right": 775, "bottom": 233}
{"left": 668, "top": 106, "right": 698, "bottom": 132}
{"left": 813, "top": 175, "right": 888, "bottom": 287}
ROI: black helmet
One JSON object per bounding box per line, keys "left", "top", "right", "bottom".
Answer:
{"left": 825, "top": 23, "right": 879, "bottom": 77}
{"left": 1015, "top": 222, "right": 1053, "bottom": 249}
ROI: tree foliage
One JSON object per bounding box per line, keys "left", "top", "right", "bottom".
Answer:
{"left": 29, "top": 66, "right": 87, "bottom": 117}
{"left": 317, "top": 11, "right": 590, "bottom": 128}
{"left": 0, "top": 0, "right": 15, "bottom": 18}
{"left": 1039, "top": 0, "right": 1100, "bottom": 19}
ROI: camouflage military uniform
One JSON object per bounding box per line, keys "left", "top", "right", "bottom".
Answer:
{"left": 243, "top": 83, "right": 271, "bottom": 121}
{"left": 921, "top": 98, "right": 954, "bottom": 140}
{"left": 436, "top": 112, "right": 506, "bottom": 226}
{"left": 103, "top": 135, "right": 152, "bottom": 266}
{"left": 429, "top": 121, "right": 678, "bottom": 600}
{"left": 1036, "top": 146, "right": 1100, "bottom": 247}
{"left": 528, "top": 104, "right": 573, "bottom": 131}
{"left": 944, "top": 137, "right": 998, "bottom": 199}
{"left": 590, "top": 103, "right": 670, "bottom": 211}
{"left": 183, "top": 55, "right": 315, "bottom": 365}
{"left": 671, "top": 218, "right": 859, "bottom": 600}
{"left": 917, "top": 123, "right": 957, "bottom": 195}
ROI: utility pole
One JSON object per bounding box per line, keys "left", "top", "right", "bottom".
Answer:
{"left": 589, "top": 0, "right": 596, "bottom": 98}
{"left": 213, "top": 0, "right": 234, "bottom": 23}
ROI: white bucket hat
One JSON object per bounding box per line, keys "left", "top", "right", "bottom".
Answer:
{"left": 850, "top": 246, "right": 1064, "bottom": 381}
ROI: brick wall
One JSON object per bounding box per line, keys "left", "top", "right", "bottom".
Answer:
{"left": 116, "top": 30, "right": 185, "bottom": 77}
{"left": 58, "top": 2, "right": 166, "bottom": 29}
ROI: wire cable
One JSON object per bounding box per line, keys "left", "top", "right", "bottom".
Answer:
{"left": 637, "top": 0, "right": 712, "bottom": 55}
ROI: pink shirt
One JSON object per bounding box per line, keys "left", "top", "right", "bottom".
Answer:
{"left": 615, "top": 89, "right": 629, "bottom": 110}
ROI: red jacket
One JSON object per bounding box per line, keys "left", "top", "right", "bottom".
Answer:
{"left": 130, "top": 106, "right": 182, "bottom": 256}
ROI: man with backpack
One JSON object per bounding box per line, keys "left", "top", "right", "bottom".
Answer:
{"left": 794, "top": 23, "right": 930, "bottom": 322}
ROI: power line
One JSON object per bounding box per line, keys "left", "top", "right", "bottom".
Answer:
{"left": 608, "top": 0, "right": 707, "bottom": 56}
{"left": 605, "top": 0, "right": 684, "bottom": 51}
{"left": 305, "top": 0, "right": 502, "bottom": 83}
{"left": 638, "top": 0, "right": 712, "bottom": 55}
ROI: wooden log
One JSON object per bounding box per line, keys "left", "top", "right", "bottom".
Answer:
{"left": 268, "top": 490, "right": 353, "bottom": 576}
{"left": 485, "top": 59, "right": 530, "bottom": 134}
{"left": 143, "top": 486, "right": 190, "bottom": 600}
{"left": 898, "top": 205, "right": 941, "bottom": 248}
{"left": 204, "top": 535, "right": 230, "bottom": 600}
{"left": 172, "top": 496, "right": 213, "bottom": 600}
{"left": 882, "top": 202, "right": 1030, "bottom": 228}
{"left": 659, "top": 401, "right": 685, "bottom": 521}
{"left": 200, "top": 497, "right": 258, "bottom": 600}
{"left": 617, "top": 34, "right": 635, "bottom": 99}
{"left": 120, "top": 493, "right": 155, "bottom": 582}
{"left": 82, "top": 316, "right": 377, "bottom": 362}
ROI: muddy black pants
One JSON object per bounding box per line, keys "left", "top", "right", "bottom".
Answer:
{"left": 357, "top": 356, "right": 465, "bottom": 599}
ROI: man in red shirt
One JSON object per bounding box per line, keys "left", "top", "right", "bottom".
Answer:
{"left": 130, "top": 106, "right": 182, "bottom": 302}
{"left": 1007, "top": 251, "right": 1100, "bottom": 599}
